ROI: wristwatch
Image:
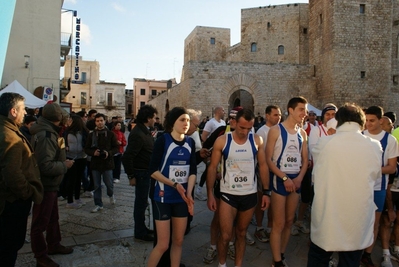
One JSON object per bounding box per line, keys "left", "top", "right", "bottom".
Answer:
{"left": 173, "top": 182, "right": 179, "bottom": 189}
{"left": 281, "top": 176, "right": 289, "bottom": 182}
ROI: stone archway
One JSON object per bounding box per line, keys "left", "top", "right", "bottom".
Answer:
{"left": 223, "top": 73, "right": 257, "bottom": 112}
{"left": 228, "top": 89, "right": 254, "bottom": 111}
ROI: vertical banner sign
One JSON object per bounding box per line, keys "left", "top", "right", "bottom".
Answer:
{"left": 74, "top": 11, "right": 81, "bottom": 82}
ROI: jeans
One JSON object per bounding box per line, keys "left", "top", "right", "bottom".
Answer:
{"left": 307, "top": 241, "right": 363, "bottom": 267}
{"left": 133, "top": 169, "right": 151, "bottom": 237}
{"left": 83, "top": 160, "right": 94, "bottom": 192}
{"left": 31, "top": 192, "right": 61, "bottom": 259}
{"left": 92, "top": 169, "right": 113, "bottom": 207}
{"left": 0, "top": 198, "right": 32, "bottom": 267}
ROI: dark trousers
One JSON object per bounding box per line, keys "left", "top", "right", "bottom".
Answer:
{"left": 133, "top": 170, "right": 151, "bottom": 237}
{"left": 58, "top": 176, "right": 67, "bottom": 198}
{"left": 66, "top": 158, "right": 87, "bottom": 203}
{"left": 0, "top": 198, "right": 32, "bottom": 267}
{"left": 31, "top": 191, "right": 61, "bottom": 259}
{"left": 307, "top": 241, "right": 363, "bottom": 267}
{"left": 113, "top": 154, "right": 122, "bottom": 179}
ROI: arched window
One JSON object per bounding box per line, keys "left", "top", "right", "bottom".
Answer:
{"left": 251, "top": 42, "right": 257, "bottom": 52}
{"left": 278, "top": 45, "right": 284, "bottom": 55}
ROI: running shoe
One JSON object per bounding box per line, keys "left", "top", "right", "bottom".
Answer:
{"left": 246, "top": 231, "right": 255, "bottom": 245}
{"left": 294, "top": 221, "right": 310, "bottom": 234}
{"left": 381, "top": 254, "right": 393, "bottom": 267}
{"left": 254, "top": 228, "right": 269, "bottom": 243}
{"left": 203, "top": 246, "right": 217, "bottom": 264}
{"left": 228, "top": 243, "right": 235, "bottom": 260}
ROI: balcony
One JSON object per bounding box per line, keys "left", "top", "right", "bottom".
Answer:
{"left": 60, "top": 32, "right": 72, "bottom": 67}
{"left": 98, "top": 100, "right": 123, "bottom": 110}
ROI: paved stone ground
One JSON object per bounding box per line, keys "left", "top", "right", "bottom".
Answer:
{"left": 14, "top": 127, "right": 398, "bottom": 267}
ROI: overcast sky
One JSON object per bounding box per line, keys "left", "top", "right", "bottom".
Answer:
{"left": 62, "top": 0, "right": 308, "bottom": 88}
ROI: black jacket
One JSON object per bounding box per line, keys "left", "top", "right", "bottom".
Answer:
{"left": 84, "top": 128, "right": 119, "bottom": 171}
{"left": 122, "top": 122, "right": 154, "bottom": 174}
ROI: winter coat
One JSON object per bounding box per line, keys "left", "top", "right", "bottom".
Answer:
{"left": 30, "top": 117, "right": 67, "bottom": 191}
{"left": 0, "top": 115, "right": 43, "bottom": 214}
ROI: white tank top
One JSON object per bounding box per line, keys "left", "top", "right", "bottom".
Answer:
{"left": 272, "top": 124, "right": 302, "bottom": 174}
{"left": 220, "top": 132, "right": 257, "bottom": 195}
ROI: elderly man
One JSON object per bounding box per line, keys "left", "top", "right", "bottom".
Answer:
{"left": 0, "top": 93, "right": 43, "bottom": 266}
{"left": 308, "top": 103, "right": 382, "bottom": 267}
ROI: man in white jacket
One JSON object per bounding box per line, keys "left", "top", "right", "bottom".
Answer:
{"left": 308, "top": 103, "right": 382, "bottom": 267}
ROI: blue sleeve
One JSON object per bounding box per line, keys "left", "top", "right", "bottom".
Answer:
{"left": 149, "top": 135, "right": 165, "bottom": 175}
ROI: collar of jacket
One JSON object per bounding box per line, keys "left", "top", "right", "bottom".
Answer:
{"left": 135, "top": 122, "right": 151, "bottom": 135}
{"left": 0, "top": 114, "right": 20, "bottom": 131}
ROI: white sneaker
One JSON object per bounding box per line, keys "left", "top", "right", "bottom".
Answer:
{"left": 245, "top": 231, "right": 255, "bottom": 245}
{"left": 390, "top": 247, "right": 399, "bottom": 262}
{"left": 110, "top": 195, "right": 116, "bottom": 205}
{"left": 381, "top": 254, "right": 393, "bottom": 267}
{"left": 66, "top": 202, "right": 82, "bottom": 209}
{"left": 91, "top": 205, "right": 103, "bottom": 213}
{"left": 113, "top": 179, "right": 120, "bottom": 183}
{"left": 203, "top": 246, "right": 217, "bottom": 264}
{"left": 75, "top": 199, "right": 86, "bottom": 206}
{"left": 294, "top": 221, "right": 310, "bottom": 234}
{"left": 328, "top": 257, "right": 338, "bottom": 267}
{"left": 83, "top": 191, "right": 93, "bottom": 198}
{"left": 194, "top": 189, "right": 207, "bottom": 201}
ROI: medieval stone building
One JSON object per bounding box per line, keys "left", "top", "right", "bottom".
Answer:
{"left": 149, "top": 0, "right": 399, "bottom": 120}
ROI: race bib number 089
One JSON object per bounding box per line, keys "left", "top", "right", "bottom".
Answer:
{"left": 169, "top": 165, "right": 189, "bottom": 183}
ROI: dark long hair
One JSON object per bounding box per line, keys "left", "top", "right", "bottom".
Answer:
{"left": 67, "top": 115, "right": 88, "bottom": 134}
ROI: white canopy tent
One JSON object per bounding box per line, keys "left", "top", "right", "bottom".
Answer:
{"left": 0, "top": 80, "right": 47, "bottom": 108}
{"left": 307, "top": 103, "right": 322, "bottom": 116}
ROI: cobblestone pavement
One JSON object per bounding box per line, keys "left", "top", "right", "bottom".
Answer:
{"left": 15, "top": 168, "right": 395, "bottom": 266}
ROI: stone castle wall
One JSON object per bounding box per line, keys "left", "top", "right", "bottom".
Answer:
{"left": 150, "top": 1, "right": 399, "bottom": 120}
{"left": 184, "top": 26, "right": 230, "bottom": 65}
{"left": 150, "top": 61, "right": 315, "bottom": 119}
{"left": 240, "top": 3, "right": 309, "bottom": 64}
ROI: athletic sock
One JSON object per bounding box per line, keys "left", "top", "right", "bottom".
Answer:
{"left": 218, "top": 262, "right": 227, "bottom": 267}
{"left": 229, "top": 241, "right": 234, "bottom": 246}
{"left": 210, "top": 244, "right": 216, "bottom": 250}
{"left": 256, "top": 226, "right": 264, "bottom": 231}
{"left": 383, "top": 249, "right": 390, "bottom": 255}
{"left": 395, "top": 245, "right": 399, "bottom": 252}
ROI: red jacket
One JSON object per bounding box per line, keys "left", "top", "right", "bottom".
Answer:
{"left": 112, "top": 129, "right": 127, "bottom": 154}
